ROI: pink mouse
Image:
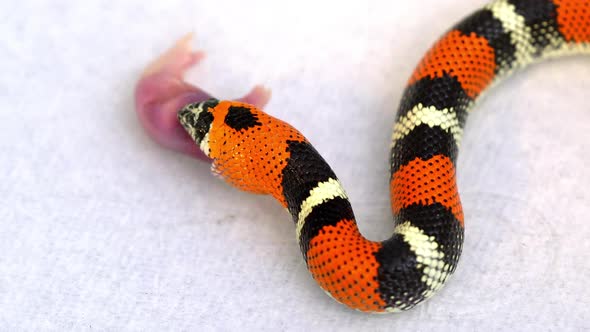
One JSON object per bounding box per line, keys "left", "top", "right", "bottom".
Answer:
{"left": 134, "top": 34, "right": 271, "bottom": 160}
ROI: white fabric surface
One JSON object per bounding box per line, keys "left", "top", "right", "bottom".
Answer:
{"left": 1, "top": 0, "right": 589, "bottom": 330}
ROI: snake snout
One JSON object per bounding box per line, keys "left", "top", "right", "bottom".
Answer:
{"left": 178, "top": 99, "right": 218, "bottom": 145}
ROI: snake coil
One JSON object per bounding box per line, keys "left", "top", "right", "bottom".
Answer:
{"left": 177, "top": 0, "right": 589, "bottom": 313}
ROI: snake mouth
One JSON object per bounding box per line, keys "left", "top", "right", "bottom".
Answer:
{"left": 178, "top": 98, "right": 219, "bottom": 149}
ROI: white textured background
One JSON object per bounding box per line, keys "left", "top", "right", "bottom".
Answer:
{"left": 1, "top": 0, "right": 589, "bottom": 330}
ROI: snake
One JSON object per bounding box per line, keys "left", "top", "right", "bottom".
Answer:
{"left": 137, "top": 0, "right": 590, "bottom": 313}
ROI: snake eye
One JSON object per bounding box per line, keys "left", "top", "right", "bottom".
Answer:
{"left": 199, "top": 98, "right": 219, "bottom": 111}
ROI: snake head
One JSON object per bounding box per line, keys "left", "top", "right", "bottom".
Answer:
{"left": 178, "top": 98, "right": 219, "bottom": 156}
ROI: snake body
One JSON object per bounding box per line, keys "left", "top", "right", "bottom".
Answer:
{"left": 177, "top": 0, "right": 590, "bottom": 313}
